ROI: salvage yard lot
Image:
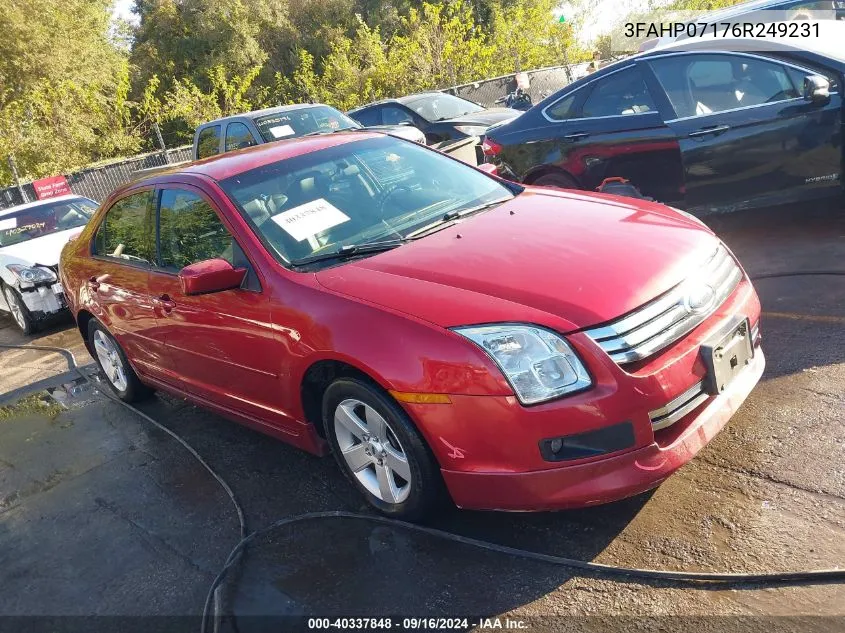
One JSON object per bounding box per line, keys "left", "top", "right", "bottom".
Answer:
{"left": 0, "top": 201, "right": 843, "bottom": 631}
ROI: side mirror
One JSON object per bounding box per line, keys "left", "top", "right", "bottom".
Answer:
{"left": 178, "top": 258, "right": 247, "bottom": 296}
{"left": 477, "top": 163, "right": 499, "bottom": 176}
{"left": 803, "top": 75, "right": 830, "bottom": 104}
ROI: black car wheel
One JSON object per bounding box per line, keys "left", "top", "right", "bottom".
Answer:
{"left": 2, "top": 283, "right": 35, "bottom": 335}
{"left": 533, "top": 172, "right": 579, "bottom": 190}
{"left": 323, "top": 377, "right": 445, "bottom": 520}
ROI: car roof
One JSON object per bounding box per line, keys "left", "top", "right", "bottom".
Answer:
{"left": 0, "top": 194, "right": 93, "bottom": 217}
{"left": 141, "top": 132, "right": 384, "bottom": 183}
{"left": 348, "top": 92, "right": 449, "bottom": 113}
{"left": 199, "top": 103, "right": 337, "bottom": 128}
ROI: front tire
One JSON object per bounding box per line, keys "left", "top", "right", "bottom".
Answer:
{"left": 88, "top": 319, "right": 151, "bottom": 402}
{"left": 323, "top": 378, "right": 445, "bottom": 521}
{"left": 2, "top": 283, "right": 35, "bottom": 335}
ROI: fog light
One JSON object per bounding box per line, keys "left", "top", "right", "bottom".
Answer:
{"left": 549, "top": 438, "right": 563, "bottom": 454}
{"left": 539, "top": 422, "right": 635, "bottom": 462}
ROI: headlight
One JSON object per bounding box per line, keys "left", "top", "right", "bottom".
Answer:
{"left": 6, "top": 264, "right": 57, "bottom": 286}
{"left": 452, "top": 324, "right": 592, "bottom": 404}
{"left": 454, "top": 125, "right": 488, "bottom": 137}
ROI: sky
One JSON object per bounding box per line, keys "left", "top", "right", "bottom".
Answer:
{"left": 112, "top": 0, "right": 139, "bottom": 25}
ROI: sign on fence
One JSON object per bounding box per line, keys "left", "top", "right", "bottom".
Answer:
{"left": 33, "top": 175, "right": 71, "bottom": 200}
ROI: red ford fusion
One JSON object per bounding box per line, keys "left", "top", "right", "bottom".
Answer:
{"left": 60, "top": 133, "right": 764, "bottom": 519}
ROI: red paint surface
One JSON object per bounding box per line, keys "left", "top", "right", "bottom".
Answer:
{"left": 60, "top": 135, "right": 765, "bottom": 511}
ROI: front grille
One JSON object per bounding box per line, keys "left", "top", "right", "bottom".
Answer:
{"left": 584, "top": 244, "right": 742, "bottom": 364}
{"left": 649, "top": 381, "right": 709, "bottom": 431}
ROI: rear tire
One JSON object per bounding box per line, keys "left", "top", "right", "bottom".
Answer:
{"left": 533, "top": 172, "right": 579, "bottom": 190}
{"left": 2, "top": 283, "right": 35, "bottom": 335}
{"left": 323, "top": 378, "right": 445, "bottom": 521}
{"left": 87, "top": 319, "right": 152, "bottom": 403}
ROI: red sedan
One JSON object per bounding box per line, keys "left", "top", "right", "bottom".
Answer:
{"left": 59, "top": 133, "right": 764, "bottom": 519}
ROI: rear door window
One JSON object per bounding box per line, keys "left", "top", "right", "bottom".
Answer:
{"left": 197, "top": 125, "right": 222, "bottom": 159}
{"left": 581, "top": 67, "right": 656, "bottom": 118}
{"left": 93, "top": 191, "right": 154, "bottom": 265}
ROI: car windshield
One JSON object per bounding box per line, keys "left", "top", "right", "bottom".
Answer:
{"left": 403, "top": 94, "right": 485, "bottom": 121}
{"left": 0, "top": 198, "right": 97, "bottom": 248}
{"left": 219, "top": 136, "right": 514, "bottom": 268}
{"left": 254, "top": 106, "right": 361, "bottom": 142}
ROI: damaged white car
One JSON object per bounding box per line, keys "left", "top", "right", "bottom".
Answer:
{"left": 0, "top": 195, "right": 98, "bottom": 334}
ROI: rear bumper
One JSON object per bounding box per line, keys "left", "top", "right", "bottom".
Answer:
{"left": 441, "top": 348, "right": 764, "bottom": 511}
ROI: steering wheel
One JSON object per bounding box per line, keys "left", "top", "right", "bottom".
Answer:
{"left": 377, "top": 184, "right": 413, "bottom": 217}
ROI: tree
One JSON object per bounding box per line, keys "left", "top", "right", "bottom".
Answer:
{"left": 0, "top": 0, "right": 139, "bottom": 185}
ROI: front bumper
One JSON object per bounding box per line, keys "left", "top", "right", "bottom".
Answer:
{"left": 19, "top": 282, "right": 67, "bottom": 319}
{"left": 401, "top": 278, "right": 763, "bottom": 511}
{"left": 441, "top": 349, "right": 764, "bottom": 510}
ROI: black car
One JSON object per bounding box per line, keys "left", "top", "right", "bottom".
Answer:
{"left": 347, "top": 92, "right": 520, "bottom": 146}
{"left": 484, "top": 37, "right": 844, "bottom": 214}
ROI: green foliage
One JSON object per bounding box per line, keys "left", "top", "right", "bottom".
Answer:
{"left": 0, "top": 0, "right": 585, "bottom": 187}
{"left": 0, "top": 0, "right": 141, "bottom": 184}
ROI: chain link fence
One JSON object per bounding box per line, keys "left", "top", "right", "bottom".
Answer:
{"left": 443, "top": 62, "right": 589, "bottom": 107}
{"left": 0, "top": 62, "right": 591, "bottom": 211}
{"left": 0, "top": 145, "right": 192, "bottom": 211}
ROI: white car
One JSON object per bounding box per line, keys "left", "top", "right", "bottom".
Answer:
{"left": 0, "top": 194, "right": 98, "bottom": 334}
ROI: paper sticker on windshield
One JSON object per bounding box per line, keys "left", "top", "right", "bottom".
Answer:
{"left": 271, "top": 199, "right": 350, "bottom": 242}
{"left": 0, "top": 218, "right": 16, "bottom": 231}
{"left": 268, "top": 124, "right": 295, "bottom": 139}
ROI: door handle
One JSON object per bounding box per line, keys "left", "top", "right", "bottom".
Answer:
{"left": 86, "top": 276, "right": 100, "bottom": 291}
{"left": 688, "top": 125, "right": 731, "bottom": 138}
{"left": 563, "top": 132, "right": 589, "bottom": 141}
{"left": 156, "top": 294, "right": 176, "bottom": 313}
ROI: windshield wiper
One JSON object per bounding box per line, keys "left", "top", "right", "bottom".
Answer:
{"left": 291, "top": 239, "right": 406, "bottom": 267}
{"left": 405, "top": 199, "right": 510, "bottom": 240}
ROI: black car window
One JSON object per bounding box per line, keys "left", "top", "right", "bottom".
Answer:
{"left": 225, "top": 122, "right": 258, "bottom": 152}
{"left": 382, "top": 106, "right": 414, "bottom": 126}
{"left": 197, "top": 125, "right": 222, "bottom": 159}
{"left": 349, "top": 108, "right": 382, "bottom": 126}
{"left": 157, "top": 189, "right": 234, "bottom": 272}
{"left": 545, "top": 93, "right": 578, "bottom": 121}
{"left": 94, "top": 191, "right": 154, "bottom": 265}
{"left": 581, "top": 67, "right": 656, "bottom": 118}
{"left": 650, "top": 54, "right": 801, "bottom": 119}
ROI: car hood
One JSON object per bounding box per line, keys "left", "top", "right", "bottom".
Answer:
{"left": 441, "top": 108, "right": 522, "bottom": 127}
{"left": 0, "top": 228, "right": 83, "bottom": 267}
{"left": 366, "top": 124, "right": 426, "bottom": 143}
{"left": 316, "top": 189, "right": 719, "bottom": 331}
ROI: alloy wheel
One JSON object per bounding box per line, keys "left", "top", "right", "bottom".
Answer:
{"left": 334, "top": 398, "right": 412, "bottom": 504}
{"left": 4, "top": 286, "right": 26, "bottom": 331}
{"left": 93, "top": 329, "right": 129, "bottom": 392}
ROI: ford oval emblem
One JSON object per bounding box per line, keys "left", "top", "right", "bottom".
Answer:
{"left": 684, "top": 283, "right": 716, "bottom": 315}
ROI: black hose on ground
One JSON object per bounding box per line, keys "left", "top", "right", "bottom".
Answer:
{"left": 1, "top": 273, "right": 844, "bottom": 633}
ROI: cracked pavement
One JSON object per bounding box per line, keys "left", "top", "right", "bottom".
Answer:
{"left": 0, "top": 201, "right": 843, "bottom": 632}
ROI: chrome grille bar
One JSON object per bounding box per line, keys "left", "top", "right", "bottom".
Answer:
{"left": 649, "top": 381, "right": 709, "bottom": 431}
{"left": 585, "top": 244, "right": 742, "bottom": 364}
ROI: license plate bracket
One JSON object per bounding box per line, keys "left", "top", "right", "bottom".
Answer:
{"left": 701, "top": 317, "right": 753, "bottom": 396}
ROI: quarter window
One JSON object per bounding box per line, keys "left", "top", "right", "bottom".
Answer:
{"left": 197, "top": 125, "right": 222, "bottom": 159}
{"left": 581, "top": 67, "right": 656, "bottom": 118}
{"left": 94, "top": 191, "right": 154, "bottom": 265}
{"left": 545, "top": 93, "right": 578, "bottom": 121}
{"left": 157, "top": 189, "right": 234, "bottom": 272}
{"left": 225, "top": 122, "right": 258, "bottom": 152}
{"left": 650, "top": 54, "right": 800, "bottom": 119}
